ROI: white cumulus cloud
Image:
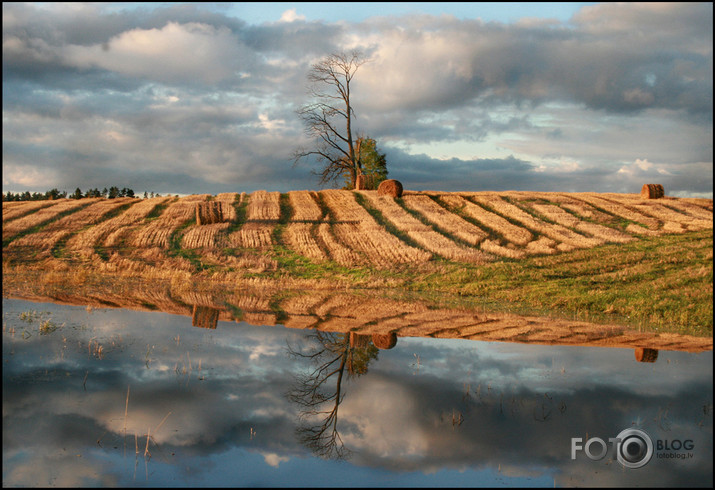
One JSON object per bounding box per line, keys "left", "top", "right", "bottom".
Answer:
{"left": 64, "top": 22, "right": 249, "bottom": 84}
{"left": 279, "top": 8, "right": 306, "bottom": 23}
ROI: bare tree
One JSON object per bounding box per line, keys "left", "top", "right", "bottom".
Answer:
{"left": 286, "top": 331, "right": 378, "bottom": 459}
{"left": 294, "top": 51, "right": 369, "bottom": 188}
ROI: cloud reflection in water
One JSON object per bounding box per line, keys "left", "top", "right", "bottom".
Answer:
{"left": 2, "top": 298, "right": 712, "bottom": 487}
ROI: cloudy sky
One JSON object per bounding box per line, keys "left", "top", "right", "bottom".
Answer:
{"left": 2, "top": 2, "right": 712, "bottom": 197}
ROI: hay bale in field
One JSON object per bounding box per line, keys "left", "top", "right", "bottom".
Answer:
{"left": 640, "top": 184, "right": 664, "bottom": 199}
{"left": 372, "top": 332, "right": 397, "bottom": 350}
{"left": 377, "top": 179, "right": 403, "bottom": 198}
{"left": 196, "top": 201, "right": 224, "bottom": 225}
{"left": 634, "top": 347, "right": 658, "bottom": 363}
{"left": 192, "top": 305, "right": 219, "bottom": 329}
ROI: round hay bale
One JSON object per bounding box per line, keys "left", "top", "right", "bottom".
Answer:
{"left": 640, "top": 184, "right": 664, "bottom": 199}
{"left": 377, "top": 179, "right": 403, "bottom": 198}
{"left": 372, "top": 332, "right": 397, "bottom": 350}
{"left": 640, "top": 184, "right": 655, "bottom": 199}
{"left": 634, "top": 347, "right": 658, "bottom": 363}
{"left": 355, "top": 174, "right": 367, "bottom": 190}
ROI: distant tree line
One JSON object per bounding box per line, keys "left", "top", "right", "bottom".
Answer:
{"left": 3, "top": 187, "right": 164, "bottom": 201}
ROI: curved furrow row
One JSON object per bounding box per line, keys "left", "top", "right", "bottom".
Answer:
{"left": 7, "top": 198, "right": 134, "bottom": 259}
{"left": 3, "top": 190, "right": 712, "bottom": 274}
{"left": 361, "top": 192, "right": 493, "bottom": 263}
{"left": 227, "top": 191, "right": 279, "bottom": 249}
{"left": 66, "top": 197, "right": 169, "bottom": 259}
{"left": 320, "top": 190, "right": 431, "bottom": 268}
{"left": 129, "top": 196, "right": 206, "bottom": 249}
{"left": 3, "top": 199, "right": 91, "bottom": 243}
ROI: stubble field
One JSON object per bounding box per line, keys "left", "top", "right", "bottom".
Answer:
{"left": 3, "top": 189, "right": 713, "bottom": 336}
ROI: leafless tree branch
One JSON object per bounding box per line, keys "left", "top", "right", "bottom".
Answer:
{"left": 293, "top": 50, "right": 369, "bottom": 188}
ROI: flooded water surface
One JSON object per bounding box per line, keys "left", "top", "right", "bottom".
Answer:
{"left": 2, "top": 296, "right": 712, "bottom": 487}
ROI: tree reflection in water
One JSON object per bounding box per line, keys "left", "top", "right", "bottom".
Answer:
{"left": 287, "top": 331, "right": 397, "bottom": 459}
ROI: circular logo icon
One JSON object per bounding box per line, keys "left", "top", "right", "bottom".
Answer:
{"left": 615, "top": 428, "right": 653, "bottom": 469}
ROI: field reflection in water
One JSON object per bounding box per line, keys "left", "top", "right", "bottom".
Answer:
{"left": 2, "top": 296, "right": 712, "bottom": 488}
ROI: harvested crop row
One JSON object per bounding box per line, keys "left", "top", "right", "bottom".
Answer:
{"left": 471, "top": 195, "right": 603, "bottom": 249}
{"left": 332, "top": 221, "right": 432, "bottom": 268}
{"left": 663, "top": 200, "right": 714, "bottom": 220}
{"left": 361, "top": 192, "right": 492, "bottom": 263}
{"left": 319, "top": 190, "right": 365, "bottom": 223}
{"left": 676, "top": 197, "right": 713, "bottom": 213}
{"left": 225, "top": 290, "right": 273, "bottom": 311}
{"left": 183, "top": 194, "right": 213, "bottom": 202}
{"left": 133, "top": 284, "right": 193, "bottom": 313}
{"left": 102, "top": 252, "right": 156, "bottom": 274}
{"left": 182, "top": 222, "right": 231, "bottom": 249}
{"left": 306, "top": 292, "right": 425, "bottom": 326}
{"left": 530, "top": 203, "right": 635, "bottom": 243}
{"left": 358, "top": 307, "right": 476, "bottom": 334}
{"left": 627, "top": 202, "right": 712, "bottom": 231}
{"left": 66, "top": 197, "right": 168, "bottom": 257}
{"left": 439, "top": 195, "right": 533, "bottom": 246}
{"left": 316, "top": 222, "right": 361, "bottom": 266}
{"left": 320, "top": 190, "right": 431, "bottom": 268}
{"left": 228, "top": 221, "right": 274, "bottom": 249}
{"left": 199, "top": 250, "right": 278, "bottom": 274}
{"left": 401, "top": 194, "right": 488, "bottom": 246}
{"left": 2, "top": 201, "right": 57, "bottom": 222}
{"left": 283, "top": 222, "right": 328, "bottom": 261}
{"left": 303, "top": 291, "right": 363, "bottom": 315}
{"left": 182, "top": 201, "right": 238, "bottom": 249}
{"left": 2, "top": 199, "right": 91, "bottom": 241}
{"left": 102, "top": 197, "right": 171, "bottom": 247}
{"left": 246, "top": 190, "right": 281, "bottom": 221}
{"left": 215, "top": 192, "right": 241, "bottom": 203}
{"left": 184, "top": 194, "right": 242, "bottom": 250}
{"left": 178, "top": 290, "right": 218, "bottom": 308}
{"left": 279, "top": 290, "right": 333, "bottom": 315}
{"left": 550, "top": 194, "right": 624, "bottom": 225}
{"left": 224, "top": 191, "right": 278, "bottom": 250}
{"left": 216, "top": 192, "right": 245, "bottom": 222}
{"left": 288, "top": 190, "right": 324, "bottom": 221}
{"left": 213, "top": 192, "right": 243, "bottom": 224}
{"left": 569, "top": 194, "right": 662, "bottom": 230}
{"left": 525, "top": 236, "right": 559, "bottom": 255}
{"left": 130, "top": 196, "right": 207, "bottom": 248}
{"left": 1, "top": 201, "right": 27, "bottom": 212}
{"left": 480, "top": 239, "right": 527, "bottom": 259}
{"left": 7, "top": 198, "right": 133, "bottom": 255}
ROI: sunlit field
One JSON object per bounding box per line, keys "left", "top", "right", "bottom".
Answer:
{"left": 3, "top": 190, "right": 712, "bottom": 335}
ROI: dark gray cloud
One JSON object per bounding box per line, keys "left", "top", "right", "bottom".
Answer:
{"left": 380, "top": 147, "right": 713, "bottom": 195}
{"left": 354, "top": 5, "right": 712, "bottom": 116}
{"left": 2, "top": 2, "right": 711, "bottom": 197}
